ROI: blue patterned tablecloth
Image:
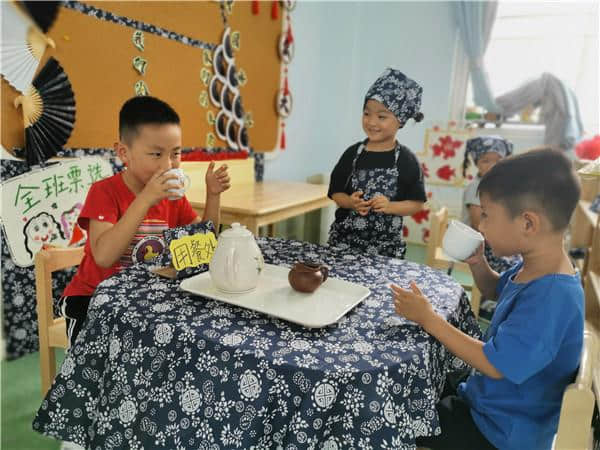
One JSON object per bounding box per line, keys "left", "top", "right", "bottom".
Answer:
{"left": 33, "top": 237, "right": 481, "bottom": 449}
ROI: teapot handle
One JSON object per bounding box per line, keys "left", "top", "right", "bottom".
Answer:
{"left": 257, "top": 251, "right": 265, "bottom": 270}
{"left": 226, "top": 247, "right": 237, "bottom": 287}
{"left": 320, "top": 266, "right": 329, "bottom": 282}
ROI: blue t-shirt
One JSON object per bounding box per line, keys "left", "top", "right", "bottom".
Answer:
{"left": 458, "top": 262, "right": 584, "bottom": 450}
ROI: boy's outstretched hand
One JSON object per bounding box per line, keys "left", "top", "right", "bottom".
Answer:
{"left": 205, "top": 161, "right": 231, "bottom": 195}
{"left": 391, "top": 281, "right": 435, "bottom": 326}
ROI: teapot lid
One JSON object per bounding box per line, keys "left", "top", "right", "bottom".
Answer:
{"left": 220, "top": 222, "right": 253, "bottom": 238}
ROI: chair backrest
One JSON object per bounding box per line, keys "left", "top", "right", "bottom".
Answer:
{"left": 425, "top": 207, "right": 448, "bottom": 267}
{"left": 34, "top": 246, "right": 85, "bottom": 329}
{"left": 183, "top": 158, "right": 255, "bottom": 199}
{"left": 553, "top": 324, "right": 599, "bottom": 449}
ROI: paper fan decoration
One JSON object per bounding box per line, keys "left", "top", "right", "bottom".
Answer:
{"left": 14, "top": 57, "right": 76, "bottom": 167}
{"left": 1, "top": 1, "right": 55, "bottom": 94}
{"left": 19, "top": 1, "right": 60, "bottom": 33}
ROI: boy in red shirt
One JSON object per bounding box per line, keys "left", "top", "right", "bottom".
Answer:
{"left": 60, "top": 96, "right": 230, "bottom": 346}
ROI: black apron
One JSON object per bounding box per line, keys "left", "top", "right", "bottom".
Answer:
{"left": 328, "top": 142, "right": 406, "bottom": 259}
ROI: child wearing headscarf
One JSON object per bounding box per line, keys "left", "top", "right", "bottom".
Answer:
{"left": 462, "top": 136, "right": 513, "bottom": 229}
{"left": 462, "top": 135, "right": 521, "bottom": 320}
{"left": 327, "top": 68, "right": 427, "bottom": 259}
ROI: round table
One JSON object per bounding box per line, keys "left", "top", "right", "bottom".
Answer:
{"left": 34, "top": 237, "right": 480, "bottom": 449}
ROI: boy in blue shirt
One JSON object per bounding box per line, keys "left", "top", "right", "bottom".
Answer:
{"left": 392, "top": 148, "right": 584, "bottom": 449}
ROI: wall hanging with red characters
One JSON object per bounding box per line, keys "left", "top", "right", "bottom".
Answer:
{"left": 275, "top": 0, "right": 295, "bottom": 150}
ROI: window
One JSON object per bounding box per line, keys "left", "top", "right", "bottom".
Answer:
{"left": 462, "top": 2, "right": 599, "bottom": 134}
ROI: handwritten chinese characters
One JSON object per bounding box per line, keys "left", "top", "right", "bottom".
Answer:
{"left": 169, "top": 232, "right": 217, "bottom": 271}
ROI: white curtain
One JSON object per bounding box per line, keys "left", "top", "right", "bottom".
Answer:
{"left": 453, "top": 1, "right": 500, "bottom": 113}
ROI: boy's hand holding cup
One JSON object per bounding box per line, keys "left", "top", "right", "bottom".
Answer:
{"left": 163, "top": 167, "right": 191, "bottom": 200}
{"left": 139, "top": 168, "right": 187, "bottom": 205}
{"left": 442, "top": 220, "right": 485, "bottom": 263}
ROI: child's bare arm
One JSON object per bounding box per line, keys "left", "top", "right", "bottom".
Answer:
{"left": 464, "top": 243, "right": 500, "bottom": 300}
{"left": 89, "top": 169, "right": 178, "bottom": 267}
{"left": 89, "top": 196, "right": 155, "bottom": 267}
{"left": 195, "top": 161, "right": 230, "bottom": 230}
{"left": 194, "top": 194, "right": 220, "bottom": 229}
{"left": 392, "top": 282, "right": 503, "bottom": 379}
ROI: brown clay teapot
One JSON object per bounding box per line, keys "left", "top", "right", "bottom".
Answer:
{"left": 288, "top": 260, "right": 329, "bottom": 293}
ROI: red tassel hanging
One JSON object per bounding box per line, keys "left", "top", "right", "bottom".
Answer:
{"left": 283, "top": 76, "right": 289, "bottom": 96}
{"left": 280, "top": 124, "right": 286, "bottom": 150}
{"left": 251, "top": 0, "right": 259, "bottom": 15}
{"left": 286, "top": 24, "right": 294, "bottom": 45}
{"left": 271, "top": 0, "right": 279, "bottom": 20}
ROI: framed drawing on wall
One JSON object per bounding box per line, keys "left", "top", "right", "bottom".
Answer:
{"left": 403, "top": 127, "right": 477, "bottom": 245}
{"left": 418, "top": 127, "right": 477, "bottom": 187}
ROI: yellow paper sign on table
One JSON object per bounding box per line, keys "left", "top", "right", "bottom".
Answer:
{"left": 169, "top": 232, "right": 217, "bottom": 271}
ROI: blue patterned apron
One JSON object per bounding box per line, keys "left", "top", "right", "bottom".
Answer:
{"left": 328, "top": 142, "right": 406, "bottom": 258}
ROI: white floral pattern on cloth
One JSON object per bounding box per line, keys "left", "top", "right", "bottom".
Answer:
{"left": 364, "top": 68, "right": 423, "bottom": 125}
{"left": 328, "top": 143, "right": 406, "bottom": 259}
{"left": 33, "top": 237, "right": 481, "bottom": 449}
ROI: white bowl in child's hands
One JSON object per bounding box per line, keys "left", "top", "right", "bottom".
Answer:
{"left": 163, "top": 168, "right": 191, "bottom": 200}
{"left": 442, "top": 219, "right": 484, "bottom": 261}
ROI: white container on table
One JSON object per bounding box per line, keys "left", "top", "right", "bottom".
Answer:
{"left": 209, "top": 222, "right": 264, "bottom": 293}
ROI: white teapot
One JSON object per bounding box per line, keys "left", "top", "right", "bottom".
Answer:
{"left": 209, "top": 223, "right": 264, "bottom": 293}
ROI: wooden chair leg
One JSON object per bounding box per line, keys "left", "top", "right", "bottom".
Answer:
{"left": 471, "top": 285, "right": 482, "bottom": 319}
{"left": 39, "top": 344, "right": 56, "bottom": 396}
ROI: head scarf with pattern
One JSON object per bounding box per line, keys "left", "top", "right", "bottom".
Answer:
{"left": 463, "top": 135, "right": 513, "bottom": 177}
{"left": 364, "top": 68, "right": 424, "bottom": 126}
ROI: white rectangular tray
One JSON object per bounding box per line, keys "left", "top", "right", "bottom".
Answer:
{"left": 179, "top": 264, "right": 371, "bottom": 328}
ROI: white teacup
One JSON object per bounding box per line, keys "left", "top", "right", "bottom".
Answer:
{"left": 163, "top": 168, "right": 191, "bottom": 200}
{"left": 442, "top": 220, "right": 485, "bottom": 261}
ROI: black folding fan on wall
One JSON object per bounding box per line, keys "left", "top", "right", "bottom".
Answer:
{"left": 15, "top": 57, "right": 76, "bottom": 167}
{"left": 19, "top": 1, "right": 61, "bottom": 33}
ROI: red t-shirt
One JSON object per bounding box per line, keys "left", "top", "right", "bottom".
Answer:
{"left": 63, "top": 172, "right": 197, "bottom": 296}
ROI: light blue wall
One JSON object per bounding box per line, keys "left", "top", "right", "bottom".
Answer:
{"left": 265, "top": 1, "right": 459, "bottom": 181}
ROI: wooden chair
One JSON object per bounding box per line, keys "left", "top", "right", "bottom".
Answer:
{"left": 583, "top": 213, "right": 600, "bottom": 331}
{"left": 553, "top": 323, "right": 599, "bottom": 449}
{"left": 34, "top": 246, "right": 84, "bottom": 396}
{"left": 425, "top": 207, "right": 482, "bottom": 318}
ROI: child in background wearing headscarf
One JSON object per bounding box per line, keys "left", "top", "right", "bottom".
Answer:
{"left": 462, "top": 136, "right": 521, "bottom": 320}
{"left": 327, "top": 68, "right": 427, "bottom": 259}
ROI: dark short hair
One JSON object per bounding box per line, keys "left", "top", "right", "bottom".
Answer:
{"left": 119, "top": 96, "right": 180, "bottom": 144}
{"left": 478, "top": 148, "right": 580, "bottom": 231}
